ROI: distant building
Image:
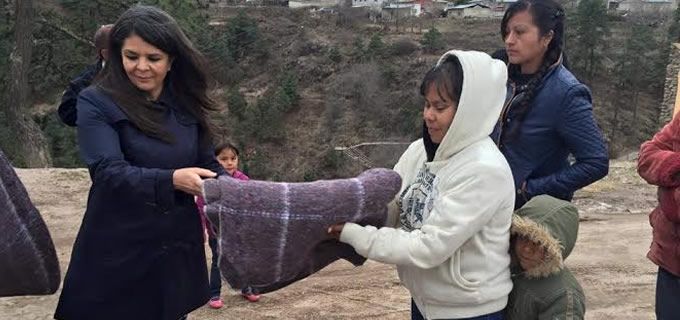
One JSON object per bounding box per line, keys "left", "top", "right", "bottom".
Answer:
{"left": 427, "top": 0, "right": 450, "bottom": 16}
{"left": 608, "top": 0, "right": 676, "bottom": 14}
{"left": 382, "top": 1, "right": 422, "bottom": 19}
{"left": 446, "top": 2, "right": 493, "bottom": 18}
{"left": 352, "top": 0, "right": 387, "bottom": 8}
{"left": 496, "top": 0, "right": 517, "bottom": 11}
{"left": 208, "top": 0, "right": 289, "bottom": 6}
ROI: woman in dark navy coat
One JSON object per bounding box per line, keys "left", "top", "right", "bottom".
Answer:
{"left": 55, "top": 5, "right": 225, "bottom": 320}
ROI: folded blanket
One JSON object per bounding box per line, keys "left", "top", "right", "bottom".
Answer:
{"left": 0, "top": 149, "right": 60, "bottom": 297}
{"left": 203, "top": 168, "right": 401, "bottom": 294}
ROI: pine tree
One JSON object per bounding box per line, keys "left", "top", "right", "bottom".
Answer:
{"left": 327, "top": 46, "right": 342, "bottom": 63}
{"left": 277, "top": 71, "right": 299, "bottom": 112}
{"left": 572, "top": 0, "right": 609, "bottom": 82}
{"left": 227, "top": 87, "right": 247, "bottom": 120}
{"left": 366, "top": 33, "right": 385, "bottom": 60}
{"left": 421, "top": 27, "right": 444, "bottom": 53}
{"left": 612, "top": 24, "right": 661, "bottom": 144}
{"left": 225, "top": 10, "right": 261, "bottom": 61}
{"left": 351, "top": 36, "right": 365, "bottom": 61}
{"left": 668, "top": 3, "right": 680, "bottom": 43}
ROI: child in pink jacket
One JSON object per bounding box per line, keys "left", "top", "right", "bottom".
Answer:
{"left": 196, "top": 143, "right": 260, "bottom": 309}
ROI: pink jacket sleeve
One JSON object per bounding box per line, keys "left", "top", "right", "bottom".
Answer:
{"left": 638, "top": 116, "right": 680, "bottom": 222}
{"left": 638, "top": 116, "right": 680, "bottom": 188}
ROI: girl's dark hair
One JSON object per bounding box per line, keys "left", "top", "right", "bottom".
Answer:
{"left": 214, "top": 142, "right": 240, "bottom": 157}
{"left": 96, "top": 5, "right": 219, "bottom": 143}
{"left": 419, "top": 55, "right": 464, "bottom": 104}
{"left": 419, "top": 55, "right": 464, "bottom": 161}
{"left": 500, "top": 0, "right": 565, "bottom": 139}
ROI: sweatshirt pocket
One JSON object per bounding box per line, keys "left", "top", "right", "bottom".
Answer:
{"left": 413, "top": 250, "right": 482, "bottom": 307}
{"left": 449, "top": 249, "right": 480, "bottom": 291}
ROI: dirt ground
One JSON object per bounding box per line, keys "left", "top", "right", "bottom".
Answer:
{"left": 0, "top": 160, "right": 658, "bottom": 319}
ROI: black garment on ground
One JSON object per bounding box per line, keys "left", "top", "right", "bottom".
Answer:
{"left": 0, "top": 148, "right": 60, "bottom": 297}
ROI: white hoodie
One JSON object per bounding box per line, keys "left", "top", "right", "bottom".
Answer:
{"left": 340, "top": 50, "right": 515, "bottom": 319}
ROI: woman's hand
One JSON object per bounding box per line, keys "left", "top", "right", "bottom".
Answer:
{"left": 327, "top": 223, "right": 345, "bottom": 240}
{"left": 173, "top": 167, "right": 217, "bottom": 196}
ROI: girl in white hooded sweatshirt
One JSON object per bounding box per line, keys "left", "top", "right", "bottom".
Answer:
{"left": 328, "top": 50, "right": 515, "bottom": 320}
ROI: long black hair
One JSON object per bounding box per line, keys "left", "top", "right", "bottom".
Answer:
{"left": 501, "top": 0, "right": 565, "bottom": 139}
{"left": 419, "top": 55, "right": 464, "bottom": 161}
{"left": 96, "top": 5, "right": 219, "bottom": 143}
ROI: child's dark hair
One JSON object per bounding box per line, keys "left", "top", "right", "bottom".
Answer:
{"left": 501, "top": 0, "right": 565, "bottom": 139}
{"left": 419, "top": 55, "right": 464, "bottom": 104}
{"left": 214, "top": 142, "right": 240, "bottom": 157}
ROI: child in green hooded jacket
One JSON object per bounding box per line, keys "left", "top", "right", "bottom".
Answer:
{"left": 505, "top": 195, "right": 586, "bottom": 320}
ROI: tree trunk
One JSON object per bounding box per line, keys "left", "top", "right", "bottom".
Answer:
{"left": 632, "top": 90, "right": 639, "bottom": 123}
{"left": 632, "top": 89, "right": 640, "bottom": 142}
{"left": 4, "top": 0, "right": 51, "bottom": 167}
{"left": 611, "top": 97, "right": 620, "bottom": 150}
{"left": 588, "top": 46, "right": 595, "bottom": 82}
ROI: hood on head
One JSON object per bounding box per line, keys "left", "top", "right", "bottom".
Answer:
{"left": 511, "top": 195, "right": 579, "bottom": 278}
{"left": 429, "top": 50, "right": 508, "bottom": 161}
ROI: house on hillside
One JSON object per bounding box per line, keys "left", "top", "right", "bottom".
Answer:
{"left": 374, "top": 0, "right": 448, "bottom": 17}
{"left": 426, "top": 0, "right": 450, "bottom": 16}
{"left": 489, "top": 0, "right": 518, "bottom": 17}
{"left": 608, "top": 0, "right": 676, "bottom": 14}
{"left": 382, "top": 1, "right": 422, "bottom": 19}
{"left": 352, "top": 0, "right": 386, "bottom": 9}
{"left": 496, "top": 0, "right": 517, "bottom": 10}
{"left": 446, "top": 2, "right": 493, "bottom": 18}
{"left": 209, "top": 0, "right": 290, "bottom": 6}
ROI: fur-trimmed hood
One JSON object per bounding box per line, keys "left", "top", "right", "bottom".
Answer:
{"left": 512, "top": 195, "right": 579, "bottom": 278}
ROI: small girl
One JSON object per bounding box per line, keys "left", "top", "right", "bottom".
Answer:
{"left": 197, "top": 142, "right": 261, "bottom": 309}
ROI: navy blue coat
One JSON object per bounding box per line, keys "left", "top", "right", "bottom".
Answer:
{"left": 491, "top": 64, "right": 609, "bottom": 208}
{"left": 55, "top": 86, "right": 224, "bottom": 320}
{"left": 57, "top": 61, "right": 102, "bottom": 127}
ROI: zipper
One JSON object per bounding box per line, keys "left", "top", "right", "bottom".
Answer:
{"left": 496, "top": 81, "right": 518, "bottom": 147}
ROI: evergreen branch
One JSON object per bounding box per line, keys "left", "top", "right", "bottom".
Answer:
{"left": 35, "top": 14, "right": 94, "bottom": 48}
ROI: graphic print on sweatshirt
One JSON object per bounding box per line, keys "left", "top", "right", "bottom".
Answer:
{"left": 398, "top": 165, "right": 438, "bottom": 231}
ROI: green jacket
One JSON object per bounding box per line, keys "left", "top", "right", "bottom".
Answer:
{"left": 505, "top": 195, "right": 586, "bottom": 320}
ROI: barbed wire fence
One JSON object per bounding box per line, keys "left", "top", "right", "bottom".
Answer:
{"left": 334, "top": 141, "right": 411, "bottom": 169}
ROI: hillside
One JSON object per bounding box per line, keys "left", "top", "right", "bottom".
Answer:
{"left": 19, "top": 5, "right": 665, "bottom": 181}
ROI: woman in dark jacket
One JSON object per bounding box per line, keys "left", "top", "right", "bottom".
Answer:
{"left": 491, "top": 0, "right": 609, "bottom": 209}
{"left": 55, "top": 5, "right": 224, "bottom": 320}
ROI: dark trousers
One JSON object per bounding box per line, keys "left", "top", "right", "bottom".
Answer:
{"left": 656, "top": 267, "right": 680, "bottom": 320}
{"left": 411, "top": 299, "right": 504, "bottom": 320}
{"left": 208, "top": 237, "right": 222, "bottom": 297}
{"left": 208, "top": 236, "right": 258, "bottom": 297}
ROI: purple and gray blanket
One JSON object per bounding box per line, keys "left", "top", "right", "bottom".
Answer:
{"left": 0, "top": 149, "right": 60, "bottom": 297}
{"left": 203, "top": 168, "right": 401, "bottom": 294}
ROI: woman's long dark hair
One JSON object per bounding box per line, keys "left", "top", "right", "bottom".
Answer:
{"left": 500, "top": 0, "right": 565, "bottom": 139}
{"left": 96, "top": 5, "right": 219, "bottom": 143}
{"left": 419, "top": 55, "right": 464, "bottom": 161}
